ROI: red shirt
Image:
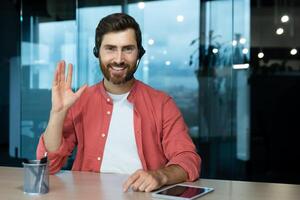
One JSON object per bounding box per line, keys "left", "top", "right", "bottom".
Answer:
{"left": 37, "top": 80, "right": 201, "bottom": 181}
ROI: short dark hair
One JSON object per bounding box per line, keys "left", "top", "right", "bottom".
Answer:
{"left": 94, "top": 13, "right": 144, "bottom": 58}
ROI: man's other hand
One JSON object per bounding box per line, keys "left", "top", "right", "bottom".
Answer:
{"left": 123, "top": 169, "right": 168, "bottom": 193}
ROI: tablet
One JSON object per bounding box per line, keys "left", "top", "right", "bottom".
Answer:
{"left": 152, "top": 184, "right": 214, "bottom": 200}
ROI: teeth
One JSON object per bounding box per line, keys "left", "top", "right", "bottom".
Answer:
{"left": 111, "top": 66, "right": 125, "bottom": 71}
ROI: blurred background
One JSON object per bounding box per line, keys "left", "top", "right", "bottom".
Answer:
{"left": 0, "top": 0, "right": 299, "bottom": 184}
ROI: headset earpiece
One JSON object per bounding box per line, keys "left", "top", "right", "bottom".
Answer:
{"left": 139, "top": 46, "right": 146, "bottom": 59}
{"left": 93, "top": 46, "right": 99, "bottom": 58}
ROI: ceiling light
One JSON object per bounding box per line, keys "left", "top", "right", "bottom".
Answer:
{"left": 239, "top": 38, "right": 246, "bottom": 44}
{"left": 233, "top": 64, "right": 249, "bottom": 69}
{"left": 290, "top": 48, "right": 297, "bottom": 55}
{"left": 148, "top": 39, "right": 154, "bottom": 45}
{"left": 281, "top": 15, "right": 289, "bottom": 23}
{"left": 276, "top": 28, "right": 284, "bottom": 35}
{"left": 165, "top": 61, "right": 171, "bottom": 66}
{"left": 258, "top": 52, "right": 264, "bottom": 59}
{"left": 242, "top": 48, "right": 249, "bottom": 54}
{"left": 138, "top": 2, "right": 145, "bottom": 9}
{"left": 176, "top": 15, "right": 184, "bottom": 22}
{"left": 212, "top": 48, "right": 218, "bottom": 54}
{"left": 232, "top": 40, "right": 237, "bottom": 46}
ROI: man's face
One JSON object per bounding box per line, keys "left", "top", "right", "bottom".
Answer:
{"left": 99, "top": 28, "right": 139, "bottom": 85}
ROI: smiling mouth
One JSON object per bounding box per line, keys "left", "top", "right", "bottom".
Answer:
{"left": 110, "top": 66, "right": 126, "bottom": 71}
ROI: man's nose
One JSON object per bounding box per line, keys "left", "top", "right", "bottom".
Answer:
{"left": 114, "top": 50, "right": 124, "bottom": 64}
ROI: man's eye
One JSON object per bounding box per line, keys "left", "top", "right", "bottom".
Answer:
{"left": 124, "top": 47, "right": 134, "bottom": 53}
{"left": 105, "top": 47, "right": 115, "bottom": 51}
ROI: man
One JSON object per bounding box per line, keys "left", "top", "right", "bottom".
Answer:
{"left": 37, "top": 13, "right": 201, "bottom": 193}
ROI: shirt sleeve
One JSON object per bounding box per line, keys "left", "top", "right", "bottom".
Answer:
{"left": 36, "top": 109, "right": 77, "bottom": 175}
{"left": 162, "top": 96, "right": 201, "bottom": 181}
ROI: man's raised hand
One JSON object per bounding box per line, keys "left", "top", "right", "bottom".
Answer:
{"left": 51, "top": 60, "right": 87, "bottom": 113}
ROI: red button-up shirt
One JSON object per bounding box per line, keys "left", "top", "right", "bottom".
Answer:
{"left": 37, "top": 80, "right": 201, "bottom": 181}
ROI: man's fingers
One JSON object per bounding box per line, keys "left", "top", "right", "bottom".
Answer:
{"left": 53, "top": 64, "right": 59, "bottom": 86}
{"left": 60, "top": 60, "right": 66, "bottom": 84}
{"left": 138, "top": 180, "right": 151, "bottom": 192}
{"left": 123, "top": 171, "right": 141, "bottom": 192}
{"left": 145, "top": 182, "right": 156, "bottom": 193}
{"left": 66, "top": 63, "right": 73, "bottom": 87}
{"left": 131, "top": 175, "right": 146, "bottom": 191}
{"left": 57, "top": 61, "right": 62, "bottom": 84}
{"left": 137, "top": 174, "right": 158, "bottom": 192}
{"left": 123, "top": 170, "right": 163, "bottom": 192}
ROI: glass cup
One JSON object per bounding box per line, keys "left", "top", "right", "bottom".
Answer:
{"left": 22, "top": 159, "right": 49, "bottom": 195}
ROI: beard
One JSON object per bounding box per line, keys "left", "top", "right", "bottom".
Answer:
{"left": 99, "top": 60, "right": 137, "bottom": 85}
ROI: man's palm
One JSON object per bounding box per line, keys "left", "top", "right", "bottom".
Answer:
{"left": 51, "top": 61, "right": 87, "bottom": 113}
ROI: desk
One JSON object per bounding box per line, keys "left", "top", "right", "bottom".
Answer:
{"left": 1, "top": 166, "right": 299, "bottom": 200}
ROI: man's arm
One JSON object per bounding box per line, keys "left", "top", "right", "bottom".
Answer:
{"left": 43, "top": 111, "right": 67, "bottom": 152}
{"left": 160, "top": 97, "right": 201, "bottom": 181}
{"left": 123, "top": 165, "right": 187, "bottom": 192}
{"left": 37, "top": 61, "right": 87, "bottom": 174}
{"left": 123, "top": 96, "right": 201, "bottom": 192}
{"left": 43, "top": 61, "right": 87, "bottom": 152}
{"left": 36, "top": 108, "right": 76, "bottom": 174}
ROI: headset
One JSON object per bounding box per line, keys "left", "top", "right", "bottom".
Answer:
{"left": 93, "top": 38, "right": 146, "bottom": 60}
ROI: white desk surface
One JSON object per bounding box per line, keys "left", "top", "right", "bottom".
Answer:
{"left": 1, "top": 166, "right": 299, "bottom": 200}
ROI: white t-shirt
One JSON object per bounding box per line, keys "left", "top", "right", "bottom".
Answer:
{"left": 100, "top": 92, "right": 143, "bottom": 174}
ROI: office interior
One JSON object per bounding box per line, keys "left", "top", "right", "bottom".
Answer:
{"left": 0, "top": 0, "right": 299, "bottom": 184}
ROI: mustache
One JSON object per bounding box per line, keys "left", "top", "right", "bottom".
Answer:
{"left": 108, "top": 62, "right": 130, "bottom": 68}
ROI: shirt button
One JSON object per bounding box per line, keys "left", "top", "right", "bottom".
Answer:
{"left": 107, "top": 111, "right": 111, "bottom": 115}
{"left": 101, "top": 133, "right": 106, "bottom": 137}
{"left": 107, "top": 98, "right": 110, "bottom": 102}
{"left": 97, "top": 157, "right": 101, "bottom": 161}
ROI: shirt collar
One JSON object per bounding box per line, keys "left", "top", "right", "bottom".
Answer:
{"left": 99, "top": 79, "right": 139, "bottom": 103}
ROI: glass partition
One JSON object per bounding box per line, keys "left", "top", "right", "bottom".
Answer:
{"left": 128, "top": 0, "right": 200, "bottom": 140}
{"left": 196, "top": 0, "right": 250, "bottom": 179}
{"left": 19, "top": 1, "right": 77, "bottom": 159}
{"left": 19, "top": 0, "right": 121, "bottom": 160}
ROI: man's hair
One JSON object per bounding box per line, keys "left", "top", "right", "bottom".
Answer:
{"left": 94, "top": 13, "right": 144, "bottom": 58}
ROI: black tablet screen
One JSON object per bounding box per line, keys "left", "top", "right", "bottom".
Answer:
{"left": 157, "top": 185, "right": 206, "bottom": 198}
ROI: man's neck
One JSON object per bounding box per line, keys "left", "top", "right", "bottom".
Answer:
{"left": 103, "top": 78, "right": 135, "bottom": 94}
